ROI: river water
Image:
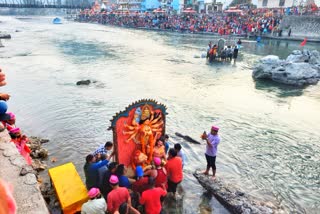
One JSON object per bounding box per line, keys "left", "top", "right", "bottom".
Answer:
{"left": 1, "top": 15, "right": 320, "bottom": 213}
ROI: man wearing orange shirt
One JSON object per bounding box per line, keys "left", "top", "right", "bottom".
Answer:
{"left": 165, "top": 148, "right": 183, "bottom": 198}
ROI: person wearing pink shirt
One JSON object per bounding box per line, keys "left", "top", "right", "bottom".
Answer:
{"left": 202, "top": 126, "right": 221, "bottom": 180}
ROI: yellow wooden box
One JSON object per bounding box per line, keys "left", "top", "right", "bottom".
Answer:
{"left": 48, "top": 162, "right": 89, "bottom": 214}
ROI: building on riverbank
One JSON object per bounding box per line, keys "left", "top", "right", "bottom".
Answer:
{"left": 204, "top": 0, "right": 223, "bottom": 13}
{"left": 257, "top": 0, "right": 320, "bottom": 8}
{"left": 257, "top": 0, "right": 294, "bottom": 8}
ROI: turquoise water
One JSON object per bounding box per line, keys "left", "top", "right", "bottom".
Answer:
{"left": 1, "top": 16, "right": 320, "bottom": 213}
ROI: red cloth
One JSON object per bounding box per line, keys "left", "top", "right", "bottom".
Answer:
{"left": 107, "top": 187, "right": 130, "bottom": 213}
{"left": 300, "top": 38, "right": 307, "bottom": 46}
{"left": 139, "top": 187, "right": 166, "bottom": 214}
{"left": 155, "top": 168, "right": 167, "bottom": 189}
{"left": 132, "top": 177, "right": 149, "bottom": 195}
{"left": 11, "top": 139, "right": 32, "bottom": 165}
{"left": 165, "top": 157, "right": 183, "bottom": 183}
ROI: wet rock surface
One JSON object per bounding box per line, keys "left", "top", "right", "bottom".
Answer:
{"left": 76, "top": 79, "right": 91, "bottom": 85}
{"left": 193, "top": 170, "right": 287, "bottom": 214}
{"left": 28, "top": 136, "right": 49, "bottom": 171}
{"left": 27, "top": 137, "right": 61, "bottom": 212}
{"left": 252, "top": 50, "right": 320, "bottom": 86}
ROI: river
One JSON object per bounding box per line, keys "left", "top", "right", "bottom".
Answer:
{"left": 1, "top": 15, "right": 320, "bottom": 213}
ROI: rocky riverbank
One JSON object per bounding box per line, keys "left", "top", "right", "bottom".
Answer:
{"left": 0, "top": 131, "right": 49, "bottom": 214}
{"left": 27, "top": 136, "right": 61, "bottom": 212}
{"left": 193, "top": 170, "right": 287, "bottom": 214}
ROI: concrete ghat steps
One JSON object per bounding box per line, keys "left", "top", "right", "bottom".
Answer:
{"left": 0, "top": 130, "right": 49, "bottom": 214}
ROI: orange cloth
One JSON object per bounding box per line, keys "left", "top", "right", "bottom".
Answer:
{"left": 165, "top": 157, "right": 183, "bottom": 183}
{"left": 0, "top": 179, "right": 16, "bottom": 214}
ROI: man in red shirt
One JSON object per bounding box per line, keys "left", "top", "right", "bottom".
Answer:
{"left": 107, "top": 175, "right": 131, "bottom": 214}
{"left": 139, "top": 177, "right": 167, "bottom": 214}
{"left": 165, "top": 148, "right": 183, "bottom": 198}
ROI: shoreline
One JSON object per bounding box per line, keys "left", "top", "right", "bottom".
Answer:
{"left": 76, "top": 20, "right": 320, "bottom": 43}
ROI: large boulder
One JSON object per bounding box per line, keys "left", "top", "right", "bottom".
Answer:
{"left": 253, "top": 50, "right": 320, "bottom": 86}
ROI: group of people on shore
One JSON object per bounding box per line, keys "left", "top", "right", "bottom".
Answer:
{"left": 82, "top": 135, "right": 186, "bottom": 214}
{"left": 0, "top": 68, "right": 34, "bottom": 214}
{"left": 76, "top": 9, "right": 283, "bottom": 37}
{"left": 0, "top": 69, "right": 32, "bottom": 165}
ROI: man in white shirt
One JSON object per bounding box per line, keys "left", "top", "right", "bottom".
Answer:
{"left": 174, "top": 143, "right": 186, "bottom": 168}
{"left": 81, "top": 188, "right": 106, "bottom": 214}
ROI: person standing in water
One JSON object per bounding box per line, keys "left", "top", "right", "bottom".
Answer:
{"left": 233, "top": 46, "right": 239, "bottom": 63}
{"left": 201, "top": 126, "right": 220, "bottom": 179}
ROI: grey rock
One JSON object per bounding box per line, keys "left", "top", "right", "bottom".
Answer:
{"left": 10, "top": 155, "right": 28, "bottom": 168}
{"left": 76, "top": 79, "right": 91, "bottom": 85}
{"left": 243, "top": 208, "right": 251, "bottom": 214}
{"left": 253, "top": 50, "right": 320, "bottom": 86}
{"left": 40, "top": 139, "right": 49, "bottom": 144}
{"left": 260, "top": 55, "right": 282, "bottom": 64}
{"left": 3, "top": 148, "right": 17, "bottom": 157}
{"left": 0, "top": 141, "right": 12, "bottom": 151}
{"left": 292, "top": 50, "right": 301, "bottom": 55}
{"left": 32, "top": 159, "right": 47, "bottom": 171}
{"left": 23, "top": 173, "right": 38, "bottom": 185}
{"left": 38, "top": 148, "right": 48, "bottom": 158}
{"left": 20, "top": 167, "right": 34, "bottom": 176}
{"left": 193, "top": 170, "right": 287, "bottom": 214}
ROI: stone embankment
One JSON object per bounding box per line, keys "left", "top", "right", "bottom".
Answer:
{"left": 280, "top": 16, "right": 320, "bottom": 39}
{"left": 193, "top": 170, "right": 287, "bottom": 214}
{"left": 252, "top": 50, "right": 320, "bottom": 86}
{"left": 0, "top": 130, "right": 49, "bottom": 214}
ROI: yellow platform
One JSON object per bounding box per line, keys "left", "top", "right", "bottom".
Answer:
{"left": 48, "top": 162, "right": 89, "bottom": 214}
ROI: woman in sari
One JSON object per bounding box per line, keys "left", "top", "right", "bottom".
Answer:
{"left": 153, "top": 137, "right": 167, "bottom": 163}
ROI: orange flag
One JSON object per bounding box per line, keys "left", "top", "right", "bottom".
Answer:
{"left": 300, "top": 38, "right": 307, "bottom": 46}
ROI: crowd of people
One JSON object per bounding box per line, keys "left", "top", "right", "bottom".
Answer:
{"left": 76, "top": 9, "right": 283, "bottom": 36}
{"left": 0, "top": 68, "right": 35, "bottom": 214}
{"left": 82, "top": 135, "right": 186, "bottom": 214}
{"left": 0, "top": 67, "right": 221, "bottom": 214}
{"left": 0, "top": 69, "right": 32, "bottom": 166}
{"left": 206, "top": 39, "right": 240, "bottom": 63}
{"left": 82, "top": 124, "right": 220, "bottom": 214}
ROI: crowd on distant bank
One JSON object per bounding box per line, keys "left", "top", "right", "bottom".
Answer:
{"left": 82, "top": 135, "right": 186, "bottom": 214}
{"left": 76, "top": 8, "right": 285, "bottom": 37}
